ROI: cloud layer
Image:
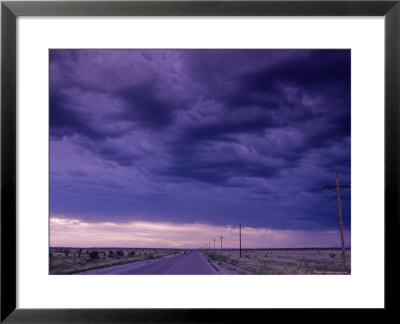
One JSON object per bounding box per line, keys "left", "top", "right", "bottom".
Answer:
{"left": 50, "top": 217, "right": 350, "bottom": 249}
{"left": 50, "top": 49, "right": 351, "bottom": 241}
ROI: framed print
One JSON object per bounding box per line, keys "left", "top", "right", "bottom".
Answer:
{"left": 1, "top": 0, "right": 399, "bottom": 322}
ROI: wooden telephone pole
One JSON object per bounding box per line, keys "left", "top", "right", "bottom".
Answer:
{"left": 239, "top": 223, "right": 242, "bottom": 258}
{"left": 219, "top": 235, "right": 224, "bottom": 250}
{"left": 323, "top": 170, "right": 351, "bottom": 273}
{"left": 213, "top": 238, "right": 216, "bottom": 253}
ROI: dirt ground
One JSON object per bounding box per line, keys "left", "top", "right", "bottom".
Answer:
{"left": 50, "top": 247, "right": 351, "bottom": 275}
{"left": 203, "top": 249, "right": 351, "bottom": 274}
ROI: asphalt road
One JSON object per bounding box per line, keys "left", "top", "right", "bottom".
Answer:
{"left": 81, "top": 251, "right": 217, "bottom": 275}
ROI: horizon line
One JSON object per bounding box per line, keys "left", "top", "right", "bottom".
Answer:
{"left": 49, "top": 246, "right": 351, "bottom": 250}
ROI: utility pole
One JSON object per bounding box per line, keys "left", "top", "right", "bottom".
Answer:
{"left": 323, "top": 170, "right": 351, "bottom": 273}
{"left": 219, "top": 235, "right": 224, "bottom": 250}
{"left": 239, "top": 223, "right": 242, "bottom": 258}
{"left": 213, "top": 238, "right": 216, "bottom": 253}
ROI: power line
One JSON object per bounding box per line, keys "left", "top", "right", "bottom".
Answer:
{"left": 199, "top": 242, "right": 209, "bottom": 250}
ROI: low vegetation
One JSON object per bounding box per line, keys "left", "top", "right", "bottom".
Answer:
{"left": 203, "top": 248, "right": 351, "bottom": 275}
{"left": 49, "top": 248, "right": 179, "bottom": 274}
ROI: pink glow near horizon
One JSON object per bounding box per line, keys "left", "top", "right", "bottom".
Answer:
{"left": 50, "top": 216, "right": 350, "bottom": 249}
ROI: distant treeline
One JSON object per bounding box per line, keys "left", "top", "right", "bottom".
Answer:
{"left": 235, "top": 247, "right": 350, "bottom": 251}
{"left": 50, "top": 247, "right": 351, "bottom": 251}
{"left": 201, "top": 247, "right": 351, "bottom": 251}
{"left": 49, "top": 247, "right": 178, "bottom": 250}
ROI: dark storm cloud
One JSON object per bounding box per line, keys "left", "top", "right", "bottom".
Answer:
{"left": 240, "top": 50, "right": 350, "bottom": 92}
{"left": 50, "top": 90, "right": 127, "bottom": 141}
{"left": 94, "top": 145, "right": 140, "bottom": 167}
{"left": 182, "top": 116, "right": 281, "bottom": 142}
{"left": 116, "top": 82, "right": 183, "bottom": 129}
{"left": 50, "top": 49, "right": 351, "bottom": 233}
{"left": 159, "top": 157, "right": 282, "bottom": 186}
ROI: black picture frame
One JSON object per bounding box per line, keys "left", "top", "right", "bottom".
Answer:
{"left": 1, "top": 0, "right": 399, "bottom": 322}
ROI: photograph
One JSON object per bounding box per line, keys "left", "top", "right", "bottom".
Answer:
{"left": 49, "top": 49, "right": 351, "bottom": 275}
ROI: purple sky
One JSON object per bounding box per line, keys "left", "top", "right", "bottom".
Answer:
{"left": 50, "top": 49, "right": 350, "bottom": 248}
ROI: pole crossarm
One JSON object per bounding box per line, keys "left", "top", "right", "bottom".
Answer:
{"left": 323, "top": 184, "right": 351, "bottom": 193}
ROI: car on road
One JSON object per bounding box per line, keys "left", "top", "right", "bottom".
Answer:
{"left": 182, "top": 251, "right": 189, "bottom": 254}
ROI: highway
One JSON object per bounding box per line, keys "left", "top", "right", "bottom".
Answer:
{"left": 80, "top": 251, "right": 218, "bottom": 275}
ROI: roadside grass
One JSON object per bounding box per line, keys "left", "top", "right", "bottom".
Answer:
{"left": 49, "top": 248, "right": 179, "bottom": 274}
{"left": 204, "top": 256, "right": 220, "bottom": 273}
{"left": 204, "top": 252, "right": 248, "bottom": 274}
{"left": 206, "top": 253, "right": 229, "bottom": 263}
{"left": 254, "top": 266, "right": 282, "bottom": 275}
{"left": 51, "top": 257, "right": 140, "bottom": 275}
{"left": 202, "top": 249, "right": 351, "bottom": 275}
